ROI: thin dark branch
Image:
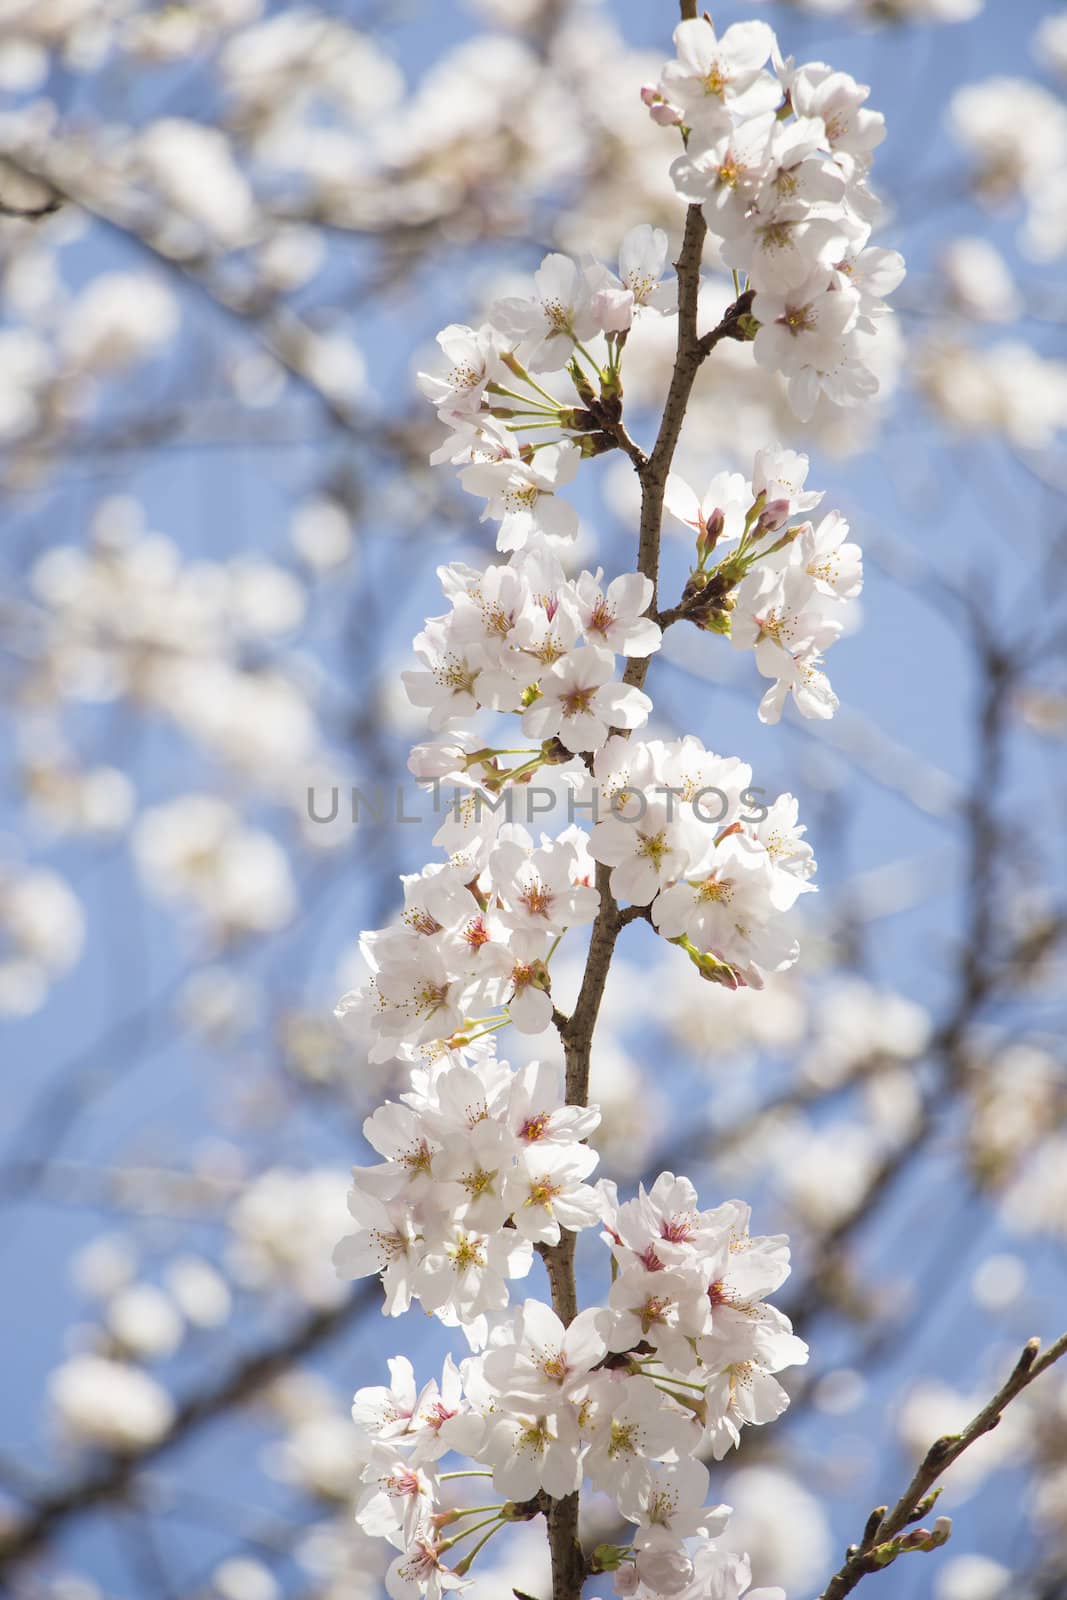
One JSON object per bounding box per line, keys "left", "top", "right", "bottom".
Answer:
{"left": 818, "top": 1332, "right": 1067, "bottom": 1600}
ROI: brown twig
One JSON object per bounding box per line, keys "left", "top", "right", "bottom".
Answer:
{"left": 818, "top": 1331, "right": 1067, "bottom": 1600}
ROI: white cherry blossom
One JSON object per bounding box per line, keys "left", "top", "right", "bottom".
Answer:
{"left": 661, "top": 19, "right": 779, "bottom": 128}
{"left": 588, "top": 224, "right": 677, "bottom": 331}
{"left": 460, "top": 442, "right": 580, "bottom": 552}
{"left": 490, "top": 253, "right": 600, "bottom": 372}
{"left": 417, "top": 323, "right": 500, "bottom": 414}
{"left": 521, "top": 646, "right": 652, "bottom": 753}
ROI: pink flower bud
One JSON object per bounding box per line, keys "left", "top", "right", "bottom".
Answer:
{"left": 698, "top": 505, "right": 725, "bottom": 551}
{"left": 756, "top": 497, "right": 791, "bottom": 533}
{"left": 640, "top": 84, "right": 683, "bottom": 125}
{"left": 592, "top": 285, "right": 635, "bottom": 334}
{"left": 636, "top": 1539, "right": 693, "bottom": 1593}
{"left": 614, "top": 1563, "right": 640, "bottom": 1597}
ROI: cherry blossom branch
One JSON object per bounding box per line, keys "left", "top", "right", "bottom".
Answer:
{"left": 539, "top": 112, "right": 714, "bottom": 1600}
{"left": 619, "top": 243, "right": 754, "bottom": 686}
{"left": 319, "top": 12, "right": 901, "bottom": 1598}
{"left": 537, "top": 38, "right": 771, "bottom": 1600}
{"left": 622, "top": 203, "right": 706, "bottom": 690}
{"left": 817, "top": 1331, "right": 1067, "bottom": 1600}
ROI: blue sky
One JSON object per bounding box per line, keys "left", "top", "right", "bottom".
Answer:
{"left": 3, "top": 1, "right": 1066, "bottom": 1594}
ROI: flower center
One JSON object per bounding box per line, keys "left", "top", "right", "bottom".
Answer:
{"left": 757, "top": 221, "right": 795, "bottom": 255}
{"left": 527, "top": 1177, "right": 563, "bottom": 1208}
{"left": 541, "top": 297, "right": 571, "bottom": 332}
{"left": 519, "top": 1418, "right": 550, "bottom": 1452}
{"left": 661, "top": 1217, "right": 693, "bottom": 1243}
{"left": 540, "top": 1350, "right": 569, "bottom": 1382}
{"left": 608, "top": 1419, "right": 639, "bottom": 1457}
{"left": 519, "top": 880, "right": 554, "bottom": 917}
{"left": 449, "top": 1233, "right": 486, "bottom": 1271}
{"left": 385, "top": 1467, "right": 423, "bottom": 1500}
{"left": 625, "top": 271, "right": 656, "bottom": 302}
{"left": 400, "top": 1543, "right": 441, "bottom": 1581}
{"left": 588, "top": 598, "right": 616, "bottom": 634}
{"left": 448, "top": 362, "right": 480, "bottom": 391}
{"left": 561, "top": 686, "right": 595, "bottom": 716}
{"left": 639, "top": 1294, "right": 670, "bottom": 1331}
{"left": 648, "top": 1487, "right": 679, "bottom": 1524}
{"left": 434, "top": 655, "right": 478, "bottom": 694}
{"left": 482, "top": 602, "right": 513, "bottom": 637}
{"left": 463, "top": 915, "right": 490, "bottom": 949}
{"left": 428, "top": 1400, "right": 456, "bottom": 1431}
{"left": 637, "top": 829, "right": 670, "bottom": 867}
{"left": 780, "top": 304, "right": 817, "bottom": 335}
{"left": 414, "top": 980, "right": 450, "bottom": 1014}
{"left": 461, "top": 1166, "right": 496, "bottom": 1198}
{"left": 400, "top": 1140, "right": 434, "bottom": 1176}
{"left": 504, "top": 484, "right": 540, "bottom": 513}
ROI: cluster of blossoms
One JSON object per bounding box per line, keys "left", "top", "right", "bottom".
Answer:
{"left": 417, "top": 221, "right": 678, "bottom": 503}
{"left": 664, "top": 446, "right": 863, "bottom": 723}
{"left": 403, "top": 550, "right": 658, "bottom": 747}
{"left": 333, "top": 1056, "right": 598, "bottom": 1336}
{"left": 335, "top": 1053, "right": 803, "bottom": 1597}
{"left": 331, "top": 15, "right": 897, "bottom": 1598}
{"left": 336, "top": 826, "right": 598, "bottom": 1048}
{"left": 648, "top": 17, "right": 903, "bottom": 418}
{"left": 338, "top": 714, "right": 812, "bottom": 1053}
{"left": 590, "top": 736, "right": 814, "bottom": 987}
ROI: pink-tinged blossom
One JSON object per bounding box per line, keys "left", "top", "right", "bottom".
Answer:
{"left": 791, "top": 65, "right": 887, "bottom": 160}
{"left": 483, "top": 1299, "right": 607, "bottom": 1406}
{"left": 652, "top": 834, "right": 800, "bottom": 984}
{"left": 505, "top": 1059, "right": 602, "bottom": 1147}
{"left": 332, "top": 1189, "right": 420, "bottom": 1316}
{"left": 489, "top": 833, "right": 600, "bottom": 956}
{"left": 670, "top": 115, "right": 777, "bottom": 238}
{"left": 503, "top": 1142, "right": 601, "bottom": 1245}
{"left": 572, "top": 570, "right": 661, "bottom": 658}
{"left": 414, "top": 1223, "right": 533, "bottom": 1322}
{"left": 590, "top": 798, "right": 690, "bottom": 907}
{"left": 385, "top": 1538, "right": 468, "bottom": 1600}
{"left": 521, "top": 645, "right": 652, "bottom": 753}
{"left": 481, "top": 1406, "right": 584, "bottom": 1501}
{"left": 355, "top": 1452, "right": 437, "bottom": 1547}
{"left": 582, "top": 1374, "right": 693, "bottom": 1499}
